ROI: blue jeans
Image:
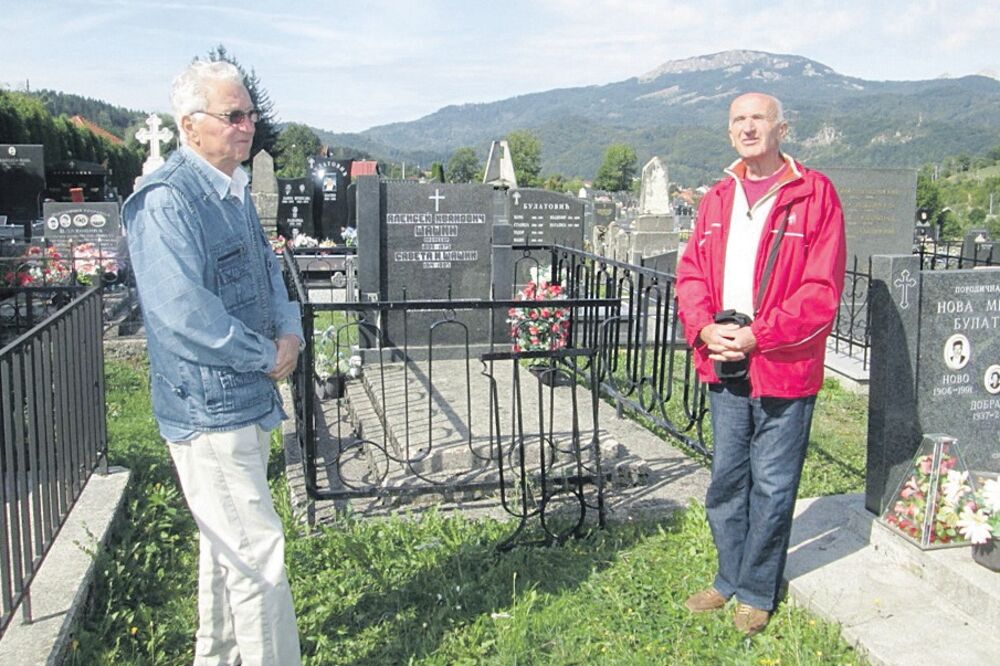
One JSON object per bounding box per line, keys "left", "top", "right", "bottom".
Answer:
{"left": 706, "top": 382, "right": 816, "bottom": 611}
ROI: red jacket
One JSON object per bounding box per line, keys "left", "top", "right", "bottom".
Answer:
{"left": 675, "top": 158, "right": 846, "bottom": 398}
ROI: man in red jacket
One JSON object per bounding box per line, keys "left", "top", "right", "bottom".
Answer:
{"left": 675, "top": 92, "right": 846, "bottom": 636}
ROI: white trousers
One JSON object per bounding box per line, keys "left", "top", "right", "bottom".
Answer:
{"left": 168, "top": 425, "right": 301, "bottom": 666}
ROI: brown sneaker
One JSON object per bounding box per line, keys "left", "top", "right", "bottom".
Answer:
{"left": 733, "top": 603, "right": 770, "bottom": 636}
{"left": 684, "top": 587, "right": 727, "bottom": 613}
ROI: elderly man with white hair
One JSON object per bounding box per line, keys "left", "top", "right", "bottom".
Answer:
{"left": 675, "top": 92, "right": 846, "bottom": 636}
{"left": 123, "top": 60, "right": 303, "bottom": 665}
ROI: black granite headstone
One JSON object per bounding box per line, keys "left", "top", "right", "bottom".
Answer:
{"left": 915, "top": 270, "right": 1000, "bottom": 473}
{"left": 509, "top": 188, "right": 584, "bottom": 247}
{"left": 0, "top": 144, "right": 46, "bottom": 227}
{"left": 45, "top": 160, "right": 109, "bottom": 202}
{"left": 962, "top": 229, "right": 994, "bottom": 267}
{"left": 641, "top": 249, "right": 678, "bottom": 276}
{"left": 866, "top": 255, "right": 1000, "bottom": 514}
{"left": 356, "top": 180, "right": 499, "bottom": 346}
{"left": 276, "top": 177, "right": 314, "bottom": 238}
{"left": 42, "top": 202, "right": 122, "bottom": 257}
{"left": 824, "top": 167, "right": 916, "bottom": 266}
{"left": 309, "top": 157, "right": 350, "bottom": 242}
{"left": 593, "top": 200, "right": 616, "bottom": 228}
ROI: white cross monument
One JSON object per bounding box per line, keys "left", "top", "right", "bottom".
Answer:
{"left": 134, "top": 113, "right": 174, "bottom": 187}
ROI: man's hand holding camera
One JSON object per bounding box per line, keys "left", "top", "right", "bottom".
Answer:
{"left": 700, "top": 322, "right": 757, "bottom": 362}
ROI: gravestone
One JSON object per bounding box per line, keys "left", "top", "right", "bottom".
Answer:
{"left": 0, "top": 144, "right": 46, "bottom": 228}
{"left": 593, "top": 199, "right": 616, "bottom": 228}
{"left": 641, "top": 249, "right": 678, "bottom": 276}
{"left": 914, "top": 208, "right": 937, "bottom": 243}
{"left": 866, "top": 254, "right": 1000, "bottom": 515}
{"left": 823, "top": 167, "right": 917, "bottom": 267}
{"left": 356, "top": 179, "right": 505, "bottom": 346}
{"left": 45, "top": 160, "right": 110, "bottom": 202}
{"left": 483, "top": 140, "right": 517, "bottom": 189}
{"left": 42, "top": 201, "right": 122, "bottom": 259}
{"left": 250, "top": 150, "right": 278, "bottom": 236}
{"left": 308, "top": 157, "right": 350, "bottom": 242}
{"left": 508, "top": 188, "right": 584, "bottom": 247}
{"left": 276, "top": 177, "right": 314, "bottom": 238}
{"left": 962, "top": 229, "right": 994, "bottom": 267}
{"left": 631, "top": 158, "right": 675, "bottom": 258}
{"left": 135, "top": 114, "right": 173, "bottom": 182}
{"left": 638, "top": 157, "right": 671, "bottom": 215}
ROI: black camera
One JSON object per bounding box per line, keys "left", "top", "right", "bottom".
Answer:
{"left": 713, "top": 309, "right": 752, "bottom": 382}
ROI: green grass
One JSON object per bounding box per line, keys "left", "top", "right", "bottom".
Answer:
{"left": 601, "top": 355, "right": 868, "bottom": 498}
{"left": 70, "top": 358, "right": 869, "bottom": 665}
{"left": 800, "top": 378, "right": 868, "bottom": 497}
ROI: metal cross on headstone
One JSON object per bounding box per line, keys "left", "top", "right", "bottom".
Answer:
{"left": 135, "top": 114, "right": 174, "bottom": 176}
{"left": 893, "top": 268, "right": 917, "bottom": 310}
{"left": 429, "top": 188, "right": 445, "bottom": 212}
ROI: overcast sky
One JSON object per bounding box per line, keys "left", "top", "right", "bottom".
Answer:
{"left": 2, "top": 0, "right": 998, "bottom": 133}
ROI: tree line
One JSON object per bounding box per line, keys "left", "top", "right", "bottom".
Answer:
{"left": 917, "top": 145, "right": 1000, "bottom": 240}
{"left": 3, "top": 45, "right": 641, "bottom": 197}
{"left": 0, "top": 89, "right": 144, "bottom": 195}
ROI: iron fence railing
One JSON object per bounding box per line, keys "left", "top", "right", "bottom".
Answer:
{"left": 548, "top": 245, "right": 711, "bottom": 458}
{"left": 0, "top": 241, "right": 136, "bottom": 345}
{"left": 829, "top": 255, "right": 872, "bottom": 370}
{"left": 917, "top": 239, "right": 998, "bottom": 270}
{"left": 0, "top": 286, "right": 108, "bottom": 638}
{"left": 282, "top": 249, "right": 613, "bottom": 548}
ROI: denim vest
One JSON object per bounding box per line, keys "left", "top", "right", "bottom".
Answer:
{"left": 123, "top": 149, "right": 301, "bottom": 437}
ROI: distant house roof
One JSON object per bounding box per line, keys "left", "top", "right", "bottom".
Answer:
{"left": 350, "top": 160, "right": 379, "bottom": 177}
{"left": 69, "top": 115, "right": 124, "bottom": 145}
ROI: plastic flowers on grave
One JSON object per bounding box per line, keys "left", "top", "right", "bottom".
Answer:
{"left": 883, "top": 452, "right": 976, "bottom": 545}
{"left": 71, "top": 243, "right": 117, "bottom": 285}
{"left": 507, "top": 280, "right": 571, "bottom": 352}
{"left": 290, "top": 233, "right": 320, "bottom": 249}
{"left": 3, "top": 245, "right": 72, "bottom": 287}
{"left": 341, "top": 226, "right": 358, "bottom": 247}
{"left": 313, "top": 326, "right": 363, "bottom": 380}
{"left": 957, "top": 477, "right": 1000, "bottom": 545}
{"left": 269, "top": 235, "right": 287, "bottom": 254}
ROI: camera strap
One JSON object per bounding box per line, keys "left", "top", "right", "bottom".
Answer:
{"left": 753, "top": 203, "right": 793, "bottom": 316}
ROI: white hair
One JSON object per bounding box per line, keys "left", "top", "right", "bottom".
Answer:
{"left": 772, "top": 96, "right": 785, "bottom": 123}
{"left": 170, "top": 60, "right": 244, "bottom": 144}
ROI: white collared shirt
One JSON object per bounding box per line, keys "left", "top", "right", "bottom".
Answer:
{"left": 181, "top": 146, "right": 249, "bottom": 203}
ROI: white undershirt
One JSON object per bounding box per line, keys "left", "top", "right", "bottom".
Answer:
{"left": 722, "top": 181, "right": 777, "bottom": 318}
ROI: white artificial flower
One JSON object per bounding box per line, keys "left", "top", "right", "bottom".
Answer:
{"left": 941, "top": 469, "right": 970, "bottom": 507}
{"left": 957, "top": 507, "right": 994, "bottom": 545}
{"left": 981, "top": 478, "right": 1000, "bottom": 513}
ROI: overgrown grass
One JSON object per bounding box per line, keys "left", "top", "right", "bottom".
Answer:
{"left": 71, "top": 358, "right": 868, "bottom": 664}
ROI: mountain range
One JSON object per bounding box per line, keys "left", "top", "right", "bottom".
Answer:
{"left": 313, "top": 50, "right": 1000, "bottom": 185}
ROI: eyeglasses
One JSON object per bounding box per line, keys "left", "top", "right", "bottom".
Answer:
{"left": 194, "top": 109, "right": 259, "bottom": 125}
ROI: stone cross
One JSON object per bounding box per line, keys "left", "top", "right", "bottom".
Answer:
{"left": 429, "top": 189, "right": 445, "bottom": 212}
{"left": 136, "top": 114, "right": 174, "bottom": 176}
{"left": 893, "top": 269, "right": 917, "bottom": 310}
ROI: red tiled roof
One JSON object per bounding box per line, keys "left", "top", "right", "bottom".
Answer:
{"left": 350, "top": 160, "right": 379, "bottom": 177}
{"left": 69, "top": 115, "right": 124, "bottom": 145}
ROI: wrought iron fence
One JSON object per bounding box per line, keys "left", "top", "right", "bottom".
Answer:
{"left": 282, "top": 250, "right": 616, "bottom": 548}
{"left": 0, "top": 241, "right": 135, "bottom": 345}
{"left": 549, "top": 245, "right": 711, "bottom": 458}
{"left": 0, "top": 286, "right": 108, "bottom": 638}
{"left": 917, "top": 239, "right": 998, "bottom": 270}
{"left": 829, "top": 255, "right": 872, "bottom": 369}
